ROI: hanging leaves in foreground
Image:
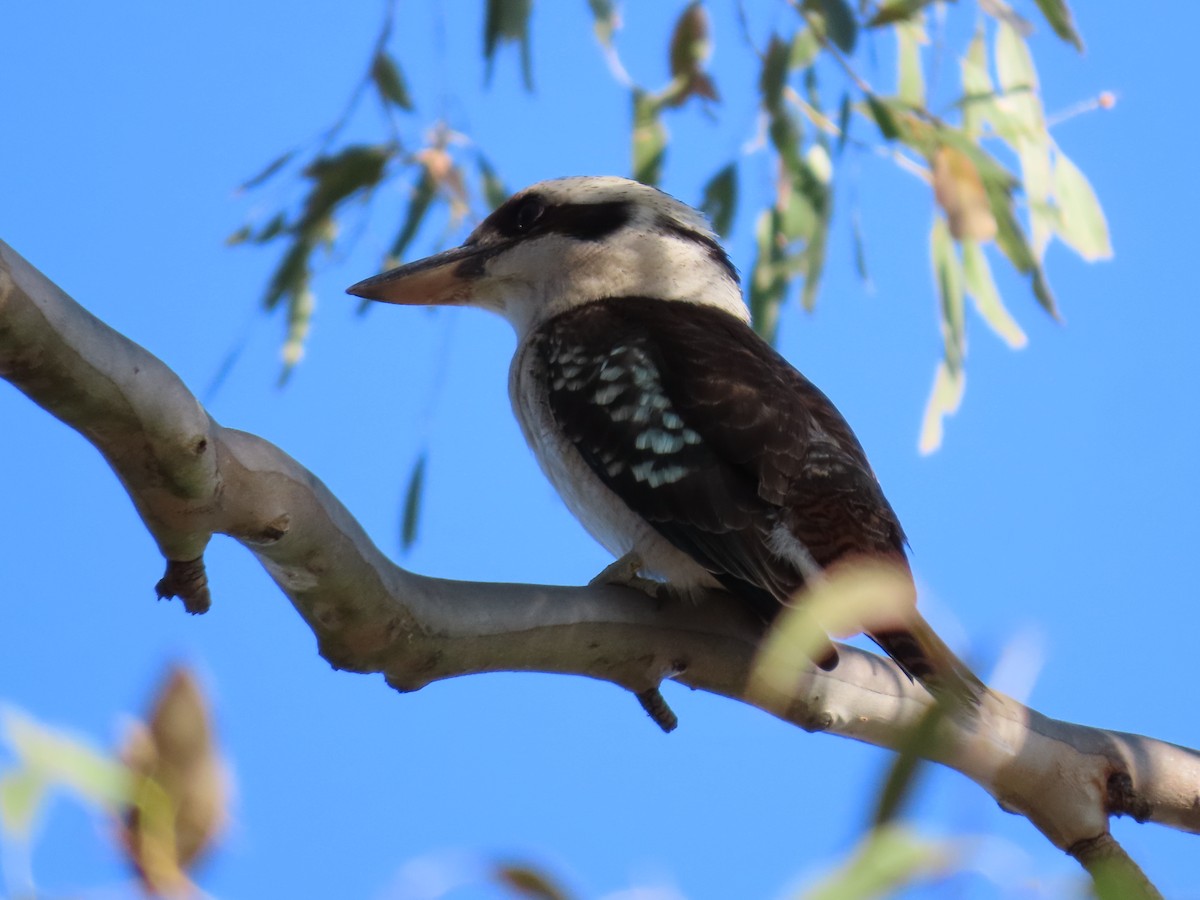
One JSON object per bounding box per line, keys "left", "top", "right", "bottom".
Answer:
{"left": 1052, "top": 150, "right": 1113, "bottom": 261}
{"left": 700, "top": 162, "right": 738, "bottom": 237}
{"left": 631, "top": 90, "right": 667, "bottom": 186}
{"left": 400, "top": 452, "right": 427, "bottom": 552}
{"left": 371, "top": 50, "right": 413, "bottom": 110}
{"left": 483, "top": 0, "right": 534, "bottom": 91}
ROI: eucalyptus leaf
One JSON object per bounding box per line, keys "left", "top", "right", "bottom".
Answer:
{"left": 918, "top": 361, "right": 965, "bottom": 455}
{"left": 962, "top": 240, "right": 1027, "bottom": 349}
{"left": 632, "top": 90, "right": 667, "bottom": 186}
{"left": 1053, "top": 150, "right": 1112, "bottom": 261}
{"left": 1032, "top": 0, "right": 1083, "bottom": 51}
{"left": 700, "top": 163, "right": 738, "bottom": 238}
{"left": 371, "top": 50, "right": 413, "bottom": 110}
{"left": 401, "top": 453, "right": 427, "bottom": 552}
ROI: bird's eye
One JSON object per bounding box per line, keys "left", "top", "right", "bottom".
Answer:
{"left": 515, "top": 196, "right": 545, "bottom": 233}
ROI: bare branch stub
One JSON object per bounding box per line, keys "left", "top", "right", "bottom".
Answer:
{"left": 155, "top": 557, "right": 211, "bottom": 614}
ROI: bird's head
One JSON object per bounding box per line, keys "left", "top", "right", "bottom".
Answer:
{"left": 347, "top": 176, "right": 746, "bottom": 336}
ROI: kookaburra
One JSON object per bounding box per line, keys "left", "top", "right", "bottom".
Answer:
{"left": 348, "top": 176, "right": 980, "bottom": 704}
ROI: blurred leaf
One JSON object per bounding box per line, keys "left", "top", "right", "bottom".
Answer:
{"left": 494, "top": 861, "right": 573, "bottom": 900}
{"left": 806, "top": 0, "right": 858, "bottom": 54}
{"left": 791, "top": 26, "right": 821, "bottom": 70}
{"left": 390, "top": 168, "right": 439, "bottom": 262}
{"left": 280, "top": 283, "right": 314, "bottom": 382}
{"left": 931, "top": 216, "right": 966, "bottom": 372}
{"left": 632, "top": 90, "right": 667, "bottom": 186}
{"left": 1033, "top": 0, "right": 1083, "bottom": 51}
{"left": 896, "top": 19, "right": 926, "bottom": 106}
{"left": 0, "top": 770, "right": 46, "bottom": 836}
{"left": 962, "top": 240, "right": 1027, "bottom": 348}
{"left": 959, "top": 30, "right": 994, "bottom": 139}
{"left": 760, "top": 35, "right": 790, "bottom": 113}
{"left": 918, "top": 361, "right": 965, "bottom": 455}
{"left": 864, "top": 94, "right": 900, "bottom": 140}
{"left": 669, "top": 2, "right": 710, "bottom": 79}
{"left": 932, "top": 144, "right": 996, "bottom": 242}
{"left": 801, "top": 823, "right": 957, "bottom": 899}
{"left": 700, "top": 162, "right": 738, "bottom": 238}
{"left": 120, "top": 667, "right": 226, "bottom": 898}
{"left": 995, "top": 21, "right": 1044, "bottom": 141}
{"left": 483, "top": 0, "right": 534, "bottom": 91}
{"left": 587, "top": 0, "right": 618, "bottom": 46}
{"left": 477, "top": 154, "right": 509, "bottom": 210}
{"left": 300, "top": 144, "right": 393, "bottom": 231}
{"left": 264, "top": 239, "right": 311, "bottom": 311}
{"left": 238, "top": 148, "right": 296, "bottom": 192}
{"left": 1016, "top": 139, "right": 1054, "bottom": 257}
{"left": 868, "top": 0, "right": 940, "bottom": 28}
{"left": 835, "top": 91, "right": 852, "bottom": 153}
{"left": 0, "top": 706, "right": 130, "bottom": 838}
{"left": 873, "top": 704, "right": 947, "bottom": 826}
{"left": 851, "top": 210, "right": 872, "bottom": 289}
{"left": 1053, "top": 151, "right": 1112, "bottom": 261}
{"left": 983, "top": 179, "right": 1061, "bottom": 319}
{"left": 751, "top": 560, "right": 916, "bottom": 702}
{"left": 749, "top": 209, "right": 787, "bottom": 342}
{"left": 400, "top": 453, "right": 426, "bottom": 552}
{"left": 371, "top": 50, "right": 413, "bottom": 110}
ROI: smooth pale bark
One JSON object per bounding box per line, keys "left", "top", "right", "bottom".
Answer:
{"left": 1, "top": 240, "right": 1192, "bottom": 897}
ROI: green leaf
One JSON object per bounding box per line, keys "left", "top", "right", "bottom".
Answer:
{"left": 700, "top": 163, "right": 738, "bottom": 238}
{"left": 749, "top": 209, "right": 787, "bottom": 343}
{"left": 864, "top": 94, "right": 900, "bottom": 141}
{"left": 668, "top": 2, "right": 710, "bottom": 80}
{"left": 371, "top": 50, "right": 413, "bottom": 110}
{"left": 867, "top": 0, "right": 939, "bottom": 28}
{"left": 851, "top": 209, "right": 872, "bottom": 290}
{"left": 994, "top": 21, "right": 1044, "bottom": 141}
{"left": 790, "top": 27, "right": 821, "bottom": 70}
{"left": 1053, "top": 150, "right": 1112, "bottom": 261}
{"left": 494, "top": 861, "right": 573, "bottom": 900}
{"left": 931, "top": 216, "right": 966, "bottom": 372}
{"left": 0, "top": 770, "right": 46, "bottom": 835}
{"left": 632, "top": 90, "right": 667, "bottom": 186}
{"left": 760, "top": 35, "right": 790, "bottom": 113}
{"left": 238, "top": 149, "right": 296, "bottom": 192}
{"left": 280, "top": 282, "right": 314, "bottom": 383}
{"left": 477, "top": 154, "right": 509, "bottom": 211}
{"left": 264, "top": 239, "right": 312, "bottom": 311}
{"left": 918, "top": 361, "right": 965, "bottom": 455}
{"left": 807, "top": 0, "right": 858, "bottom": 55}
{"left": 2, "top": 708, "right": 131, "bottom": 818}
{"left": 483, "top": 0, "right": 534, "bottom": 91}
{"left": 962, "top": 240, "right": 1027, "bottom": 349}
{"left": 586, "top": 0, "right": 618, "bottom": 46}
{"left": 959, "top": 30, "right": 994, "bottom": 139}
{"left": 835, "top": 91, "right": 852, "bottom": 154}
{"left": 1016, "top": 139, "right": 1053, "bottom": 257}
{"left": 896, "top": 20, "right": 926, "bottom": 107}
{"left": 389, "top": 168, "right": 438, "bottom": 262}
{"left": 983, "top": 178, "right": 1061, "bottom": 319}
{"left": 873, "top": 703, "right": 947, "bottom": 827}
{"left": 802, "top": 823, "right": 957, "bottom": 899}
{"left": 1032, "top": 0, "right": 1083, "bottom": 51}
{"left": 300, "top": 144, "right": 393, "bottom": 232}
{"left": 400, "top": 453, "right": 426, "bottom": 552}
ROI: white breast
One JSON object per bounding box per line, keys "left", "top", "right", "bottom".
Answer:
{"left": 508, "top": 337, "right": 718, "bottom": 592}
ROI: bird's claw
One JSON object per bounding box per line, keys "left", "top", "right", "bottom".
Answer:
{"left": 589, "top": 552, "right": 664, "bottom": 598}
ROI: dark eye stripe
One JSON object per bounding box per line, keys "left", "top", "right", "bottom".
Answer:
{"left": 488, "top": 196, "right": 633, "bottom": 242}
{"left": 656, "top": 217, "right": 740, "bottom": 286}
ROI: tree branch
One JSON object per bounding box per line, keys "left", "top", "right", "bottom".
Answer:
{"left": 1, "top": 240, "right": 1195, "bottom": 891}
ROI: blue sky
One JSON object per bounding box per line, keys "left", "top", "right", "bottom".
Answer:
{"left": 3, "top": 2, "right": 1199, "bottom": 898}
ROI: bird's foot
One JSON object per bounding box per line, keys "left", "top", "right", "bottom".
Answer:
{"left": 589, "top": 552, "right": 664, "bottom": 599}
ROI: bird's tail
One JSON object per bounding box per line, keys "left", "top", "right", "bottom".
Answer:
{"left": 869, "top": 612, "right": 985, "bottom": 705}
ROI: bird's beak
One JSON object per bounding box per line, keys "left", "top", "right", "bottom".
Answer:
{"left": 346, "top": 243, "right": 488, "bottom": 307}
